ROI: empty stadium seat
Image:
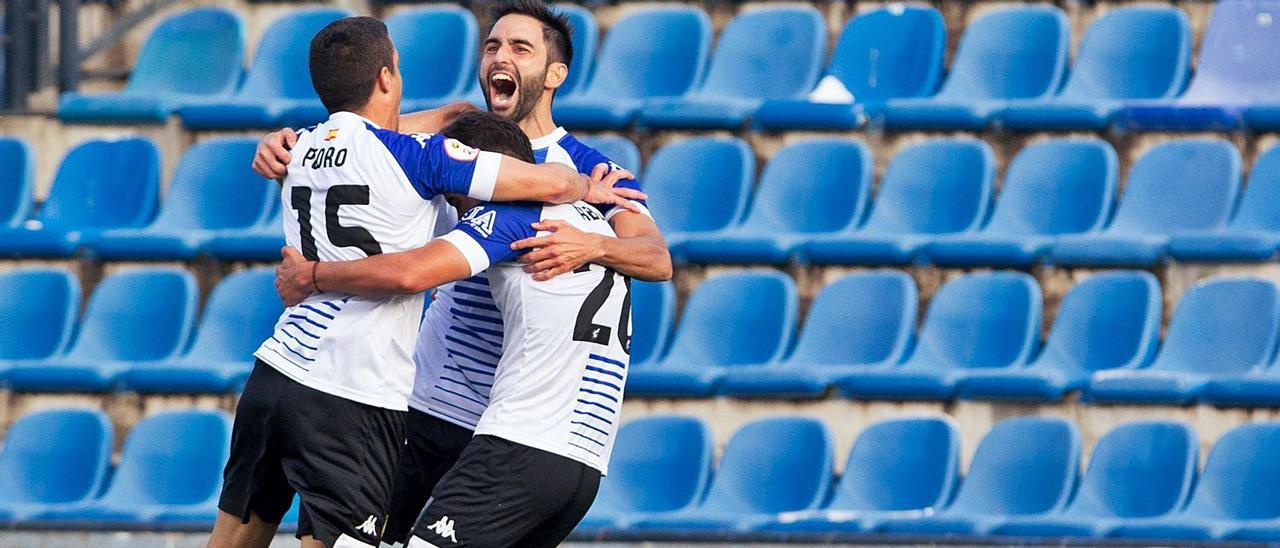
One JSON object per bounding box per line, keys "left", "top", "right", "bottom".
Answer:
{"left": 881, "top": 6, "right": 1069, "bottom": 130}
{"left": 1049, "top": 139, "right": 1241, "bottom": 267}
{"left": 799, "top": 138, "right": 994, "bottom": 265}
{"left": 923, "top": 138, "right": 1117, "bottom": 267}
{"left": 0, "top": 269, "right": 79, "bottom": 376}
{"left": 996, "top": 7, "right": 1190, "bottom": 130}
{"left": 761, "top": 417, "right": 959, "bottom": 533}
{"left": 626, "top": 271, "right": 796, "bottom": 397}
{"left": 641, "top": 137, "right": 754, "bottom": 255}
{"left": 120, "top": 268, "right": 281, "bottom": 393}
{"left": 576, "top": 416, "right": 712, "bottom": 531}
{"left": 0, "top": 137, "right": 33, "bottom": 228}
{"left": 58, "top": 7, "right": 244, "bottom": 124}
{"left": 630, "top": 416, "right": 832, "bottom": 532}
{"left": 717, "top": 271, "right": 916, "bottom": 398}
{"left": 1168, "top": 143, "right": 1280, "bottom": 262}
{"left": 200, "top": 206, "right": 284, "bottom": 261}
{"left": 553, "top": 4, "right": 597, "bottom": 98}
{"left": 4, "top": 268, "right": 197, "bottom": 392}
{"left": 995, "top": 421, "right": 1197, "bottom": 538}
{"left": 0, "top": 137, "right": 159, "bottom": 258}
{"left": 575, "top": 135, "right": 641, "bottom": 173}
{"left": 1125, "top": 1, "right": 1280, "bottom": 130}
{"left": 554, "top": 6, "right": 711, "bottom": 129}
{"left": 88, "top": 138, "right": 274, "bottom": 260}
{"left": 835, "top": 272, "right": 1041, "bottom": 401}
{"left": 32, "top": 410, "right": 230, "bottom": 526}
{"left": 876, "top": 417, "right": 1079, "bottom": 535}
{"left": 0, "top": 409, "right": 112, "bottom": 522}
{"left": 754, "top": 5, "right": 946, "bottom": 130}
{"left": 958, "top": 272, "right": 1161, "bottom": 401}
{"left": 1086, "top": 278, "right": 1280, "bottom": 405}
{"left": 177, "top": 9, "right": 349, "bottom": 130}
{"left": 638, "top": 6, "right": 826, "bottom": 129}
{"left": 681, "top": 139, "right": 871, "bottom": 264}
{"left": 629, "top": 281, "right": 675, "bottom": 368}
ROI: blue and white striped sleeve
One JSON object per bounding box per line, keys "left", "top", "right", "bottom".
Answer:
{"left": 437, "top": 203, "right": 541, "bottom": 276}
{"left": 371, "top": 129, "right": 503, "bottom": 201}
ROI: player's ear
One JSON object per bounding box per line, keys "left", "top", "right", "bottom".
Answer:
{"left": 544, "top": 62, "right": 568, "bottom": 90}
{"left": 378, "top": 65, "right": 395, "bottom": 93}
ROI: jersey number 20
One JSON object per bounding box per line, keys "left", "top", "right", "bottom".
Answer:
{"left": 572, "top": 266, "right": 632, "bottom": 354}
{"left": 290, "top": 185, "right": 383, "bottom": 260}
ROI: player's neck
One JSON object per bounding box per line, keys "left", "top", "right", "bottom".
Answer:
{"left": 518, "top": 100, "right": 558, "bottom": 140}
{"left": 354, "top": 102, "right": 399, "bottom": 132}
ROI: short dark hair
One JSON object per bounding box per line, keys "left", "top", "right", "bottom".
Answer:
{"left": 442, "top": 112, "right": 535, "bottom": 163}
{"left": 488, "top": 0, "right": 574, "bottom": 67}
{"left": 309, "top": 17, "right": 395, "bottom": 114}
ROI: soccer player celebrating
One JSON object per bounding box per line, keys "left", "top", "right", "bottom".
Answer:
{"left": 207, "top": 17, "right": 639, "bottom": 548}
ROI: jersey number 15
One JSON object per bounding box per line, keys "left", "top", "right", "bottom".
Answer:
{"left": 290, "top": 185, "right": 383, "bottom": 260}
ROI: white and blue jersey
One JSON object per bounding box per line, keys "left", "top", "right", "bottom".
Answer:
{"left": 256, "top": 111, "right": 503, "bottom": 411}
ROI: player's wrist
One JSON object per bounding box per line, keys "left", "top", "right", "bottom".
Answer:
{"left": 311, "top": 261, "right": 323, "bottom": 293}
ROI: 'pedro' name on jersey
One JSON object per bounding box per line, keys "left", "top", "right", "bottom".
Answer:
{"left": 255, "top": 111, "right": 502, "bottom": 411}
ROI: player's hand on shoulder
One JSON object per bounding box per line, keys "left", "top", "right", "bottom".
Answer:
{"left": 510, "top": 219, "right": 607, "bottom": 281}
{"left": 252, "top": 128, "right": 297, "bottom": 180}
{"left": 275, "top": 246, "right": 315, "bottom": 307}
{"left": 582, "top": 163, "right": 646, "bottom": 214}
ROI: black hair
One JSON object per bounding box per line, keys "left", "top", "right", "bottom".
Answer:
{"left": 309, "top": 16, "right": 396, "bottom": 114}
{"left": 442, "top": 112, "right": 535, "bottom": 163}
{"left": 488, "top": 0, "right": 574, "bottom": 67}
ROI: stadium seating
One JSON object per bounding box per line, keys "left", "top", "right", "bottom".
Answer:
{"left": 875, "top": 417, "right": 1079, "bottom": 535}
{"left": 0, "top": 138, "right": 159, "bottom": 258}
{"left": 629, "top": 416, "right": 831, "bottom": 532}
{"left": 0, "top": 269, "right": 80, "bottom": 374}
{"left": 0, "top": 137, "right": 32, "bottom": 228}
{"left": 717, "top": 271, "right": 916, "bottom": 398}
{"left": 754, "top": 5, "right": 946, "bottom": 131}
{"left": 637, "top": 6, "right": 826, "bottom": 129}
{"left": 994, "top": 421, "right": 1197, "bottom": 538}
{"left": 835, "top": 272, "right": 1041, "bottom": 400}
{"left": 1168, "top": 143, "right": 1280, "bottom": 262}
{"left": 799, "top": 138, "right": 994, "bottom": 265}
{"left": 628, "top": 281, "right": 675, "bottom": 368}
{"left": 642, "top": 137, "right": 754, "bottom": 256}
{"left": 922, "top": 138, "right": 1117, "bottom": 267}
{"left": 575, "top": 135, "right": 641, "bottom": 173}
{"left": 958, "top": 272, "right": 1161, "bottom": 401}
{"left": 554, "top": 4, "right": 597, "bottom": 98}
{"left": 577, "top": 416, "right": 712, "bottom": 531}
{"left": 1049, "top": 139, "right": 1241, "bottom": 267}
{"left": 88, "top": 138, "right": 274, "bottom": 260}
{"left": 177, "top": 8, "right": 349, "bottom": 130}
{"left": 4, "top": 268, "right": 197, "bottom": 392}
{"left": 996, "top": 6, "right": 1190, "bottom": 131}
{"left": 0, "top": 409, "right": 112, "bottom": 522}
{"left": 200, "top": 206, "right": 284, "bottom": 262}
{"left": 554, "top": 6, "right": 711, "bottom": 129}
{"left": 57, "top": 7, "right": 244, "bottom": 124}
{"left": 1086, "top": 277, "right": 1280, "bottom": 405}
{"left": 626, "top": 271, "right": 796, "bottom": 397}
{"left": 680, "top": 139, "right": 871, "bottom": 264}
{"left": 119, "top": 268, "right": 281, "bottom": 393}
{"left": 761, "top": 417, "right": 959, "bottom": 533}
{"left": 881, "top": 6, "right": 1069, "bottom": 130}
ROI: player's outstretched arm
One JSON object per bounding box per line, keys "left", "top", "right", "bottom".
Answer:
{"left": 489, "top": 157, "right": 646, "bottom": 212}
{"left": 275, "top": 245, "right": 472, "bottom": 306}
{"left": 399, "top": 101, "right": 480, "bottom": 134}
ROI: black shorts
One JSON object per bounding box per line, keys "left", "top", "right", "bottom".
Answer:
{"left": 383, "top": 409, "right": 475, "bottom": 545}
{"left": 219, "top": 361, "right": 406, "bottom": 547}
{"left": 411, "top": 434, "right": 601, "bottom": 548}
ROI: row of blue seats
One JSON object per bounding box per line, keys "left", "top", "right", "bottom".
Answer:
{"left": 56, "top": 2, "right": 1280, "bottom": 132}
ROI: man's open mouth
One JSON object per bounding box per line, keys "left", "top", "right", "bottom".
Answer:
{"left": 489, "top": 71, "right": 518, "bottom": 111}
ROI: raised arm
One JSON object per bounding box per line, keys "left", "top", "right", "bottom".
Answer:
{"left": 399, "top": 101, "right": 481, "bottom": 134}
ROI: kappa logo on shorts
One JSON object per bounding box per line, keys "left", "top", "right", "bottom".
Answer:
{"left": 356, "top": 515, "right": 378, "bottom": 536}
{"left": 427, "top": 515, "right": 459, "bottom": 544}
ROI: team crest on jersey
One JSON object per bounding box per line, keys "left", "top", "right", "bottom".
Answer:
{"left": 444, "top": 138, "right": 479, "bottom": 162}
{"left": 461, "top": 207, "right": 496, "bottom": 238}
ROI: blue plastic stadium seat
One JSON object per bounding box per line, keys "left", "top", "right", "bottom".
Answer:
{"left": 5, "top": 268, "right": 197, "bottom": 392}
{"left": 628, "top": 281, "right": 675, "bottom": 369}
{"left": 626, "top": 271, "right": 796, "bottom": 397}
{"left": 630, "top": 416, "right": 832, "bottom": 532}
{"left": 0, "top": 409, "right": 112, "bottom": 522}
{"left": 58, "top": 8, "right": 243, "bottom": 124}
{"left": 835, "top": 272, "right": 1040, "bottom": 401}
{"left": 923, "top": 138, "right": 1117, "bottom": 267}
{"left": 761, "top": 417, "right": 959, "bottom": 533}
{"left": 1168, "top": 144, "right": 1280, "bottom": 262}
{"left": 638, "top": 6, "right": 825, "bottom": 129}
{"left": 201, "top": 206, "right": 284, "bottom": 261}
{"left": 554, "top": 6, "right": 711, "bottom": 130}
{"left": 717, "top": 272, "right": 916, "bottom": 398}
{"left": 1125, "top": 1, "right": 1280, "bottom": 131}
{"left": 552, "top": 4, "right": 597, "bottom": 98}
{"left": 33, "top": 410, "right": 231, "bottom": 527}
{"left": 1049, "top": 139, "right": 1241, "bottom": 267}
{"left": 0, "top": 138, "right": 159, "bottom": 258}
{"left": 387, "top": 7, "right": 478, "bottom": 113}
{"left": 754, "top": 5, "right": 945, "bottom": 131}
{"left": 877, "top": 417, "right": 1079, "bottom": 536}
{"left": 1086, "top": 278, "right": 1280, "bottom": 405}
{"left": 88, "top": 138, "right": 274, "bottom": 260}
{"left": 995, "top": 7, "right": 1190, "bottom": 131}
{"left": 574, "top": 135, "right": 641, "bottom": 174}
{"left": 799, "top": 139, "right": 993, "bottom": 265}
{"left": 576, "top": 416, "right": 712, "bottom": 531}
{"left": 0, "top": 137, "right": 33, "bottom": 228}
{"left": 682, "top": 139, "right": 871, "bottom": 264}
{"left": 958, "top": 272, "right": 1160, "bottom": 402}
{"left": 120, "top": 269, "right": 281, "bottom": 393}
{"left": 881, "top": 6, "right": 1068, "bottom": 130}
{"left": 995, "top": 422, "right": 1196, "bottom": 539}
{"left": 177, "top": 9, "right": 350, "bottom": 130}
{"left": 641, "top": 137, "right": 754, "bottom": 256}
{"left": 0, "top": 269, "right": 79, "bottom": 383}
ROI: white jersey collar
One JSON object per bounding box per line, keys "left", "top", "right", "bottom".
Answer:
{"left": 529, "top": 126, "right": 568, "bottom": 150}
{"left": 330, "top": 111, "right": 381, "bottom": 129}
